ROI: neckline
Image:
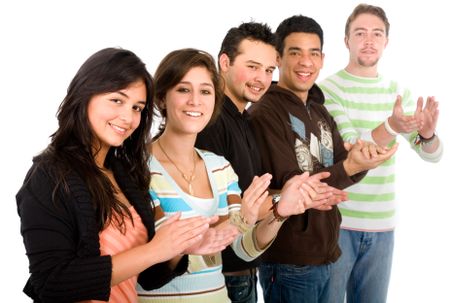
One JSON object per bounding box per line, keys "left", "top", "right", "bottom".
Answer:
{"left": 150, "top": 148, "right": 219, "bottom": 217}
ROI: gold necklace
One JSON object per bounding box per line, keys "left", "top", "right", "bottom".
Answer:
{"left": 157, "top": 140, "right": 197, "bottom": 195}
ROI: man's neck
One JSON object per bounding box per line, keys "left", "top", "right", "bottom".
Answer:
{"left": 277, "top": 81, "right": 308, "bottom": 104}
{"left": 224, "top": 89, "right": 247, "bottom": 113}
{"left": 345, "top": 63, "right": 378, "bottom": 78}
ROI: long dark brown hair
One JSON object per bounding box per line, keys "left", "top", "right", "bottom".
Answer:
{"left": 40, "top": 47, "right": 154, "bottom": 231}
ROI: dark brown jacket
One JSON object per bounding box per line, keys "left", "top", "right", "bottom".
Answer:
{"left": 249, "top": 83, "right": 366, "bottom": 265}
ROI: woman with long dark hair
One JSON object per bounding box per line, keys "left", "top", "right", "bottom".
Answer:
{"left": 16, "top": 47, "right": 216, "bottom": 303}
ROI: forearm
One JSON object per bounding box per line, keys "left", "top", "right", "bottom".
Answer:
{"left": 254, "top": 212, "right": 284, "bottom": 249}
{"left": 111, "top": 241, "right": 169, "bottom": 286}
{"left": 371, "top": 120, "right": 396, "bottom": 147}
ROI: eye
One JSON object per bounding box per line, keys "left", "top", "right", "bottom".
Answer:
{"left": 201, "top": 89, "right": 212, "bottom": 95}
{"left": 266, "top": 69, "right": 274, "bottom": 74}
{"left": 132, "top": 105, "right": 145, "bottom": 112}
{"left": 110, "top": 98, "right": 122, "bottom": 104}
{"left": 248, "top": 65, "right": 258, "bottom": 71}
{"left": 176, "top": 87, "right": 190, "bottom": 93}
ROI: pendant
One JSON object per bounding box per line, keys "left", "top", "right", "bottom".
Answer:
{"left": 188, "top": 183, "right": 194, "bottom": 195}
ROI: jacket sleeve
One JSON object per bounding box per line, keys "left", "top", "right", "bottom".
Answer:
{"left": 138, "top": 256, "right": 188, "bottom": 290}
{"left": 17, "top": 164, "right": 112, "bottom": 303}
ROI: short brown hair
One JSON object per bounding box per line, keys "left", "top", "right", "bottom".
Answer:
{"left": 345, "top": 4, "right": 390, "bottom": 37}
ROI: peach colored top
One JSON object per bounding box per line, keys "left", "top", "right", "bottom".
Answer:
{"left": 86, "top": 206, "right": 148, "bottom": 303}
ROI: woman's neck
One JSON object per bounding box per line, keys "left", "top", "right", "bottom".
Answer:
{"left": 156, "top": 131, "right": 197, "bottom": 162}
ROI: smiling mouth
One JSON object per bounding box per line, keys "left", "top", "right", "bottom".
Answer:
{"left": 295, "top": 71, "right": 312, "bottom": 79}
{"left": 184, "top": 111, "right": 202, "bottom": 117}
{"left": 109, "top": 123, "right": 127, "bottom": 135}
{"left": 247, "top": 84, "right": 264, "bottom": 93}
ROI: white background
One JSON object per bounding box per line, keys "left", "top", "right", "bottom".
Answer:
{"left": 1, "top": 0, "right": 448, "bottom": 302}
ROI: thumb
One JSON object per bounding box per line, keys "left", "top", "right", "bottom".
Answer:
{"left": 344, "top": 142, "right": 352, "bottom": 151}
{"left": 393, "top": 95, "right": 403, "bottom": 114}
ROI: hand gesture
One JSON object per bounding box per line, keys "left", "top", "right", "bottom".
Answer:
{"left": 388, "top": 95, "right": 420, "bottom": 134}
{"left": 150, "top": 213, "right": 211, "bottom": 262}
{"left": 300, "top": 171, "right": 348, "bottom": 211}
{"left": 240, "top": 173, "right": 272, "bottom": 225}
{"left": 344, "top": 140, "right": 398, "bottom": 175}
{"left": 184, "top": 216, "right": 238, "bottom": 255}
{"left": 415, "top": 96, "right": 439, "bottom": 139}
{"left": 276, "top": 172, "right": 311, "bottom": 217}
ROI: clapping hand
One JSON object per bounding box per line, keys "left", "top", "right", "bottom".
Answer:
{"left": 415, "top": 96, "right": 439, "bottom": 139}
{"left": 240, "top": 173, "right": 272, "bottom": 225}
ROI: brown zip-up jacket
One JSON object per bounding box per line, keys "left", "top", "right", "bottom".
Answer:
{"left": 249, "top": 83, "right": 366, "bottom": 265}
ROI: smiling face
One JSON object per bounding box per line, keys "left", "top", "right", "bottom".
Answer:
{"left": 87, "top": 79, "right": 146, "bottom": 157}
{"left": 277, "top": 32, "right": 324, "bottom": 103}
{"left": 345, "top": 13, "right": 388, "bottom": 75}
{"left": 164, "top": 66, "right": 215, "bottom": 136}
{"left": 220, "top": 39, "right": 277, "bottom": 111}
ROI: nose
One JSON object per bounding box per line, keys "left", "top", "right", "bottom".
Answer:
{"left": 298, "top": 54, "right": 313, "bottom": 67}
{"left": 188, "top": 91, "right": 201, "bottom": 106}
{"left": 119, "top": 107, "right": 133, "bottom": 123}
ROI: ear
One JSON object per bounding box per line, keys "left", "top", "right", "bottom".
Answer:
{"left": 276, "top": 53, "right": 281, "bottom": 67}
{"left": 219, "top": 53, "right": 231, "bottom": 72}
{"left": 159, "top": 98, "right": 166, "bottom": 109}
{"left": 344, "top": 36, "right": 349, "bottom": 49}
{"left": 384, "top": 37, "right": 389, "bottom": 48}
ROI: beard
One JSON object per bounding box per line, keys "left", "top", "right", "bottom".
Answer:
{"left": 357, "top": 56, "right": 380, "bottom": 67}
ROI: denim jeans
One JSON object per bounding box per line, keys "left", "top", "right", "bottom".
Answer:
{"left": 259, "top": 262, "right": 331, "bottom": 303}
{"left": 225, "top": 272, "right": 257, "bottom": 303}
{"left": 328, "top": 229, "right": 394, "bottom": 303}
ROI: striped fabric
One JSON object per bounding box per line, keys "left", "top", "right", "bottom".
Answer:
{"left": 86, "top": 206, "right": 148, "bottom": 303}
{"left": 137, "top": 149, "right": 265, "bottom": 302}
{"left": 320, "top": 69, "right": 441, "bottom": 231}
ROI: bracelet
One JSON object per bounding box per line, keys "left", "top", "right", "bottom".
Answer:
{"left": 384, "top": 118, "right": 399, "bottom": 136}
{"left": 270, "top": 194, "right": 288, "bottom": 223}
{"left": 415, "top": 133, "right": 436, "bottom": 146}
{"left": 229, "top": 211, "right": 252, "bottom": 233}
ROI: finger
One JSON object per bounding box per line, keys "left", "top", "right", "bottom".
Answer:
{"left": 160, "top": 212, "right": 182, "bottom": 227}
{"left": 344, "top": 141, "right": 353, "bottom": 151}
{"left": 368, "top": 144, "right": 378, "bottom": 159}
{"left": 362, "top": 145, "right": 370, "bottom": 159}
{"left": 393, "top": 95, "right": 403, "bottom": 115}
{"left": 415, "top": 96, "right": 424, "bottom": 117}
{"left": 300, "top": 183, "right": 318, "bottom": 200}
{"left": 243, "top": 174, "right": 271, "bottom": 204}
{"left": 208, "top": 215, "right": 219, "bottom": 225}
{"left": 309, "top": 171, "right": 331, "bottom": 182}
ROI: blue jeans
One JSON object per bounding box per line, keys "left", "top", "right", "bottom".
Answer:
{"left": 225, "top": 272, "right": 257, "bottom": 303}
{"left": 328, "top": 229, "right": 394, "bottom": 303}
{"left": 259, "top": 262, "right": 331, "bottom": 303}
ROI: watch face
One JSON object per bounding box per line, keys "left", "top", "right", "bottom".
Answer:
{"left": 272, "top": 194, "right": 281, "bottom": 204}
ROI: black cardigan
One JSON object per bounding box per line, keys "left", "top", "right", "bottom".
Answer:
{"left": 16, "top": 157, "right": 187, "bottom": 303}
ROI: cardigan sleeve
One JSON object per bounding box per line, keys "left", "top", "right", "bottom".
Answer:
{"left": 17, "top": 163, "right": 112, "bottom": 302}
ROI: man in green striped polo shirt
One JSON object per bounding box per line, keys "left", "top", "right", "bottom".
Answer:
{"left": 320, "top": 4, "right": 443, "bottom": 303}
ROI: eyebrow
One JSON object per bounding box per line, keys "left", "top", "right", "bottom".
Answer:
{"left": 353, "top": 27, "right": 385, "bottom": 33}
{"left": 116, "top": 91, "right": 146, "bottom": 105}
{"left": 246, "top": 60, "right": 276, "bottom": 70}
{"left": 179, "top": 81, "right": 214, "bottom": 88}
{"left": 288, "top": 46, "right": 321, "bottom": 53}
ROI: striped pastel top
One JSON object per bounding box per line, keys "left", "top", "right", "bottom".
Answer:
{"left": 137, "top": 149, "right": 266, "bottom": 303}
{"left": 320, "top": 69, "right": 442, "bottom": 231}
{"left": 86, "top": 206, "right": 148, "bottom": 303}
